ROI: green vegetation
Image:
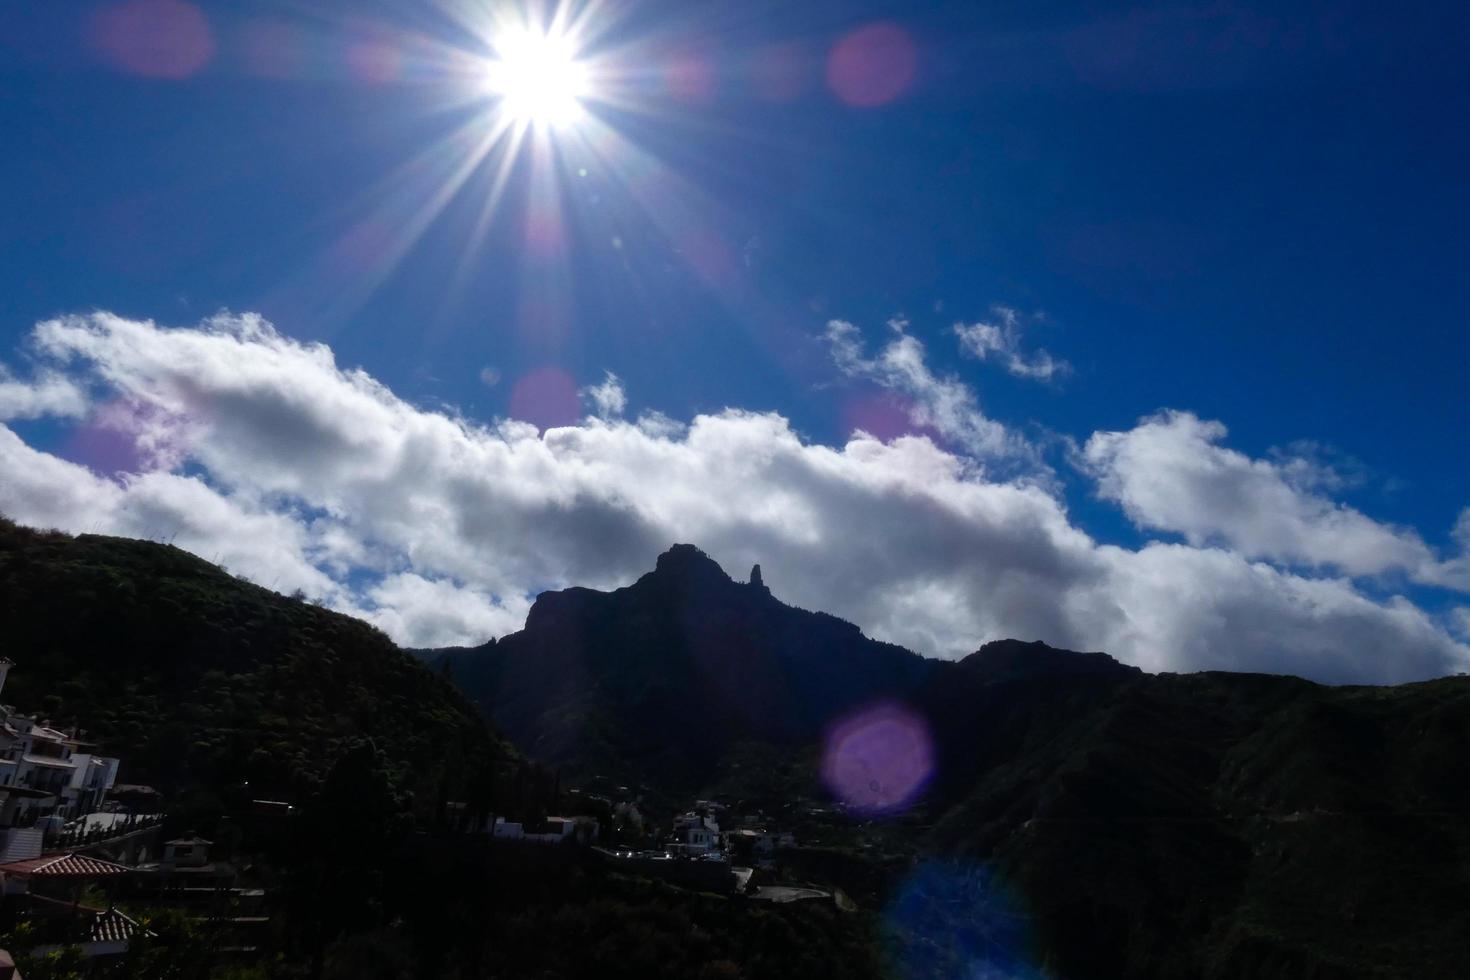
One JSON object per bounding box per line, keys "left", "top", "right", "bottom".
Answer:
{"left": 0, "top": 521, "right": 887, "bottom": 979}
{"left": 0, "top": 516, "right": 511, "bottom": 809}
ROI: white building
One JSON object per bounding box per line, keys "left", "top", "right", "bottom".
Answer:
{"left": 492, "top": 815, "right": 599, "bottom": 844}
{"left": 728, "top": 828, "right": 795, "bottom": 863}
{"left": 673, "top": 811, "right": 721, "bottom": 854}
{"left": 0, "top": 660, "right": 120, "bottom": 825}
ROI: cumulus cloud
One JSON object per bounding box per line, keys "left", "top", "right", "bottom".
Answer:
{"left": 1451, "top": 607, "right": 1470, "bottom": 644}
{"left": 1083, "top": 410, "right": 1443, "bottom": 581}
{"left": 1266, "top": 439, "right": 1370, "bottom": 494}
{"left": 365, "top": 574, "right": 530, "bottom": 650}
{"left": 953, "top": 307, "right": 1070, "bottom": 381}
{"left": 0, "top": 424, "right": 335, "bottom": 599}
{"left": 581, "top": 371, "right": 627, "bottom": 419}
{"left": 1422, "top": 508, "right": 1470, "bottom": 592}
{"left": 0, "top": 311, "right": 1465, "bottom": 682}
{"left": 0, "top": 364, "right": 89, "bottom": 420}
{"left": 825, "top": 318, "right": 1040, "bottom": 471}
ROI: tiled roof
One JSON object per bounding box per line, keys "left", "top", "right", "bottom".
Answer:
{"left": 90, "top": 908, "right": 150, "bottom": 943}
{"left": 0, "top": 853, "right": 134, "bottom": 877}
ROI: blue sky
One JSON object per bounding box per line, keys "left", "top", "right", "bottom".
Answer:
{"left": 2, "top": 1, "right": 1468, "bottom": 681}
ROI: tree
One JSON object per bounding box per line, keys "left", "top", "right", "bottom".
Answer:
{"left": 15, "top": 947, "right": 85, "bottom": 980}
{"left": 288, "top": 741, "right": 409, "bottom": 978}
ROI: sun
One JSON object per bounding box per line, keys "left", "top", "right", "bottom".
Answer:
{"left": 484, "top": 27, "right": 592, "bottom": 127}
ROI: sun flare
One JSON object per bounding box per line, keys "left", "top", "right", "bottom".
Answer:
{"left": 484, "top": 27, "right": 591, "bottom": 127}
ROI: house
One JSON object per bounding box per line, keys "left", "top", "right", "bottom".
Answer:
{"left": 0, "top": 660, "right": 120, "bottom": 826}
{"left": 0, "top": 852, "right": 134, "bottom": 899}
{"left": 130, "top": 837, "right": 270, "bottom": 954}
{"left": 491, "top": 817, "right": 524, "bottom": 840}
{"left": 672, "top": 811, "right": 720, "bottom": 854}
{"left": 524, "top": 818, "right": 577, "bottom": 844}
{"left": 0, "top": 852, "right": 150, "bottom": 959}
{"left": 491, "top": 816, "right": 599, "bottom": 844}
{"left": 725, "top": 829, "right": 795, "bottom": 866}
{"left": 162, "top": 835, "right": 212, "bottom": 869}
{"left": 134, "top": 835, "right": 239, "bottom": 902}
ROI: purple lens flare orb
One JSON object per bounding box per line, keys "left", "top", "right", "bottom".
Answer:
{"left": 821, "top": 701, "right": 935, "bottom": 814}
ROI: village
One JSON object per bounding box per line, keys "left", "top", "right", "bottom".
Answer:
{"left": 0, "top": 658, "right": 275, "bottom": 976}
{"left": 0, "top": 654, "right": 903, "bottom": 977}
{"left": 486, "top": 796, "right": 825, "bottom": 901}
{"left": 478, "top": 777, "right": 914, "bottom": 913}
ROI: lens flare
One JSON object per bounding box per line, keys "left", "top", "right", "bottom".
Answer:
{"left": 484, "top": 27, "right": 591, "bottom": 126}
{"left": 886, "top": 861, "right": 1041, "bottom": 980}
{"left": 827, "top": 21, "right": 918, "bottom": 107}
{"left": 89, "top": 0, "right": 215, "bottom": 80}
{"left": 822, "top": 702, "right": 934, "bottom": 813}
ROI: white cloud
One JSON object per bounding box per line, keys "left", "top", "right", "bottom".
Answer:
{"left": 581, "top": 371, "right": 627, "bottom": 419}
{"left": 1083, "top": 410, "right": 1441, "bottom": 580}
{"left": 478, "top": 366, "right": 502, "bottom": 387}
{"left": 825, "top": 318, "right": 1040, "bottom": 471}
{"left": 1083, "top": 543, "right": 1458, "bottom": 682}
{"left": 0, "top": 311, "right": 1465, "bottom": 684}
{"left": 363, "top": 574, "right": 530, "bottom": 649}
{"left": 1451, "top": 606, "right": 1470, "bottom": 644}
{"left": 1266, "top": 439, "right": 1368, "bottom": 494}
{"left": 0, "top": 424, "right": 334, "bottom": 598}
{"left": 1421, "top": 508, "right": 1470, "bottom": 592}
{"left": 953, "top": 306, "right": 1070, "bottom": 381}
{"left": 0, "top": 364, "right": 89, "bottom": 421}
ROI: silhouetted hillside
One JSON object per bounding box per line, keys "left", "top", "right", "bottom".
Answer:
{"left": 422, "top": 543, "right": 934, "bottom": 785}
{"left": 423, "top": 544, "right": 1470, "bottom": 979}
{"left": 0, "top": 516, "right": 512, "bottom": 806}
{"left": 6, "top": 519, "right": 1468, "bottom": 977}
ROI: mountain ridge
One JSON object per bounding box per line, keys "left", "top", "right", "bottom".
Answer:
{"left": 5, "top": 523, "right": 1469, "bottom": 976}
{"left": 420, "top": 542, "right": 1470, "bottom": 978}
{"left": 419, "top": 543, "right": 1145, "bottom": 787}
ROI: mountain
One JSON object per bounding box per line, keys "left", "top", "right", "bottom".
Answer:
{"left": 419, "top": 543, "right": 936, "bottom": 787}
{"left": 6, "top": 520, "right": 1467, "bottom": 977}
{"left": 0, "top": 516, "right": 511, "bottom": 806}
{"left": 424, "top": 544, "right": 1470, "bottom": 979}
{"left": 918, "top": 664, "right": 1470, "bottom": 978}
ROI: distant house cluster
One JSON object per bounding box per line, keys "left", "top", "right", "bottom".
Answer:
{"left": 668, "top": 801, "right": 795, "bottom": 864}
{"left": 0, "top": 662, "right": 258, "bottom": 970}
{"left": 491, "top": 815, "right": 600, "bottom": 845}
{"left": 580, "top": 798, "right": 820, "bottom": 900}
{"left": 0, "top": 660, "right": 120, "bottom": 830}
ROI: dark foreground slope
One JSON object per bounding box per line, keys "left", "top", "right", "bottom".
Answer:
{"left": 0, "top": 516, "right": 511, "bottom": 804}
{"left": 925, "top": 663, "right": 1470, "bottom": 979}
{"left": 426, "top": 545, "right": 1470, "bottom": 979}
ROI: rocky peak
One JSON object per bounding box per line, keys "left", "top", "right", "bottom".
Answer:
{"left": 653, "top": 543, "right": 731, "bottom": 581}
{"left": 960, "top": 638, "right": 1141, "bottom": 683}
